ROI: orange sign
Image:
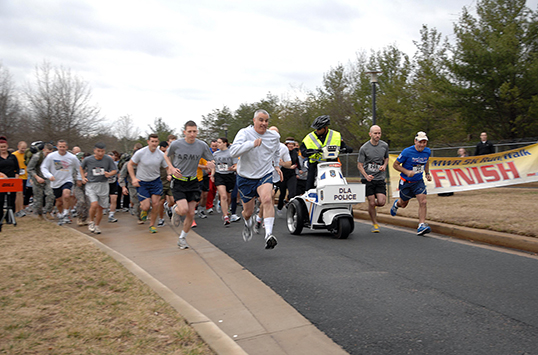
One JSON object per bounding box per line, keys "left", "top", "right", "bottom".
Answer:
{"left": 0, "top": 178, "right": 23, "bottom": 193}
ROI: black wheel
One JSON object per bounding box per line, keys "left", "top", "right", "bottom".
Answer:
{"left": 333, "top": 218, "right": 352, "bottom": 239}
{"left": 287, "top": 199, "right": 305, "bottom": 235}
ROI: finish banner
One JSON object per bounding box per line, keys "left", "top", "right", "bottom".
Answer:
{"left": 389, "top": 143, "right": 538, "bottom": 197}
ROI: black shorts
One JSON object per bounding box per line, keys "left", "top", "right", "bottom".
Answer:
{"left": 361, "top": 179, "right": 387, "bottom": 197}
{"left": 214, "top": 173, "right": 236, "bottom": 193}
{"left": 200, "top": 175, "right": 210, "bottom": 192}
{"left": 109, "top": 182, "right": 119, "bottom": 195}
{"left": 172, "top": 179, "right": 201, "bottom": 203}
{"left": 53, "top": 182, "right": 73, "bottom": 199}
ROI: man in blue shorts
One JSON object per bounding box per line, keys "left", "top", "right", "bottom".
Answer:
{"left": 390, "top": 131, "right": 433, "bottom": 236}
{"left": 229, "top": 109, "right": 282, "bottom": 249}
{"left": 128, "top": 134, "right": 173, "bottom": 233}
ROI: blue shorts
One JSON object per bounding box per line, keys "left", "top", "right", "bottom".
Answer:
{"left": 53, "top": 182, "right": 73, "bottom": 200}
{"left": 399, "top": 179, "right": 427, "bottom": 201}
{"left": 237, "top": 172, "right": 273, "bottom": 203}
{"left": 137, "top": 178, "right": 163, "bottom": 201}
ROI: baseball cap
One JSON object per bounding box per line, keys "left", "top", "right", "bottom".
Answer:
{"left": 415, "top": 131, "right": 428, "bottom": 141}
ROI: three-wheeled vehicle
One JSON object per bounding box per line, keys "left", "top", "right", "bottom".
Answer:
{"left": 286, "top": 145, "right": 365, "bottom": 239}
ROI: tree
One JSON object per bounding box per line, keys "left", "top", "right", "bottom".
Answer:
{"left": 449, "top": 0, "right": 538, "bottom": 139}
{"left": 146, "top": 117, "right": 175, "bottom": 142}
{"left": 24, "top": 61, "right": 103, "bottom": 143}
{"left": 115, "top": 114, "right": 141, "bottom": 153}
{"left": 199, "top": 106, "right": 235, "bottom": 142}
{"left": 0, "top": 63, "right": 22, "bottom": 139}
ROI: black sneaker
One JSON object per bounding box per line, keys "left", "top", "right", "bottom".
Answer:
{"left": 265, "top": 235, "right": 278, "bottom": 249}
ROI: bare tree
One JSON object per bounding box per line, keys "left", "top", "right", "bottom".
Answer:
{"left": 115, "top": 114, "right": 141, "bottom": 153}
{"left": 0, "top": 63, "right": 22, "bottom": 138}
{"left": 24, "top": 61, "right": 103, "bottom": 142}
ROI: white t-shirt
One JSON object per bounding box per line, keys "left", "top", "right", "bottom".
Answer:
{"left": 131, "top": 146, "right": 168, "bottom": 182}
{"left": 41, "top": 151, "right": 81, "bottom": 189}
{"left": 229, "top": 125, "right": 281, "bottom": 179}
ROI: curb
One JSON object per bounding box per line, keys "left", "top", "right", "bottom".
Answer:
{"left": 353, "top": 210, "right": 538, "bottom": 254}
{"left": 70, "top": 228, "right": 248, "bottom": 355}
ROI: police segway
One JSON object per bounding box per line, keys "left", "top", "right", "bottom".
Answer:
{"left": 286, "top": 145, "right": 364, "bottom": 239}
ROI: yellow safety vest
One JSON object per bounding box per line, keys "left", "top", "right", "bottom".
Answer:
{"left": 302, "top": 129, "right": 341, "bottom": 163}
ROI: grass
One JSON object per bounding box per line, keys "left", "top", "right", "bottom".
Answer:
{"left": 0, "top": 218, "right": 214, "bottom": 355}
{"left": 354, "top": 185, "right": 538, "bottom": 238}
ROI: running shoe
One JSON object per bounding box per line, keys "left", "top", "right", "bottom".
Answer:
{"left": 94, "top": 226, "right": 101, "bottom": 234}
{"left": 170, "top": 205, "right": 183, "bottom": 228}
{"left": 417, "top": 223, "right": 431, "bottom": 236}
{"left": 88, "top": 221, "right": 95, "bottom": 233}
{"left": 265, "top": 235, "right": 278, "bottom": 249}
{"left": 242, "top": 218, "right": 253, "bottom": 242}
{"left": 191, "top": 220, "right": 197, "bottom": 228}
{"left": 390, "top": 199, "right": 399, "bottom": 216}
{"left": 372, "top": 224, "right": 380, "bottom": 233}
{"left": 77, "top": 218, "right": 88, "bottom": 226}
{"left": 223, "top": 216, "right": 230, "bottom": 226}
{"left": 108, "top": 215, "right": 118, "bottom": 223}
{"left": 157, "top": 218, "right": 166, "bottom": 227}
{"left": 63, "top": 214, "right": 72, "bottom": 224}
{"left": 230, "top": 214, "right": 241, "bottom": 222}
{"left": 149, "top": 226, "right": 157, "bottom": 233}
{"left": 140, "top": 210, "right": 148, "bottom": 221}
{"left": 276, "top": 208, "right": 284, "bottom": 218}
{"left": 216, "top": 201, "right": 221, "bottom": 213}
{"left": 199, "top": 210, "right": 207, "bottom": 219}
{"left": 177, "top": 237, "right": 190, "bottom": 249}
{"left": 206, "top": 208, "right": 214, "bottom": 215}
{"left": 254, "top": 220, "right": 262, "bottom": 234}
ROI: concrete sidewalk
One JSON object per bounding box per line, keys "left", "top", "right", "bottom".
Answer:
{"left": 72, "top": 213, "right": 348, "bottom": 355}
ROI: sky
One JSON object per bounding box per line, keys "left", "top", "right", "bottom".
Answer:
{"left": 2, "top": 0, "right": 538, "bottom": 136}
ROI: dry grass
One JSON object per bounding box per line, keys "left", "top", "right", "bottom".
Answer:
{"left": 355, "top": 186, "right": 538, "bottom": 238}
{"left": 0, "top": 218, "right": 214, "bottom": 355}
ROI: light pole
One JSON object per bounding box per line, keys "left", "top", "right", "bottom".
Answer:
{"left": 366, "top": 70, "right": 382, "bottom": 126}
{"left": 222, "top": 122, "right": 229, "bottom": 139}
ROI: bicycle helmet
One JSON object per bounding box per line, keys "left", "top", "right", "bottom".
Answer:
{"left": 311, "top": 115, "right": 330, "bottom": 129}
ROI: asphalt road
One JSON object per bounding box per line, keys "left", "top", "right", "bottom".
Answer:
{"left": 194, "top": 209, "right": 538, "bottom": 355}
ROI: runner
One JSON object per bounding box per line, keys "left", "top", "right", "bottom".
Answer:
{"left": 229, "top": 109, "right": 282, "bottom": 250}
{"left": 166, "top": 121, "right": 215, "bottom": 249}
{"left": 40, "top": 140, "right": 82, "bottom": 225}
{"left": 80, "top": 143, "right": 117, "bottom": 234}
{"left": 357, "top": 125, "right": 389, "bottom": 233}
{"left": 390, "top": 131, "right": 433, "bottom": 236}
{"left": 128, "top": 134, "right": 172, "bottom": 234}
{"left": 210, "top": 137, "right": 238, "bottom": 226}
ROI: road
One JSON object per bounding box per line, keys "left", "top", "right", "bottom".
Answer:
{"left": 194, "top": 210, "right": 538, "bottom": 355}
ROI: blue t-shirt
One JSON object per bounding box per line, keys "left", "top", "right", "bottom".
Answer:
{"left": 396, "top": 145, "right": 431, "bottom": 182}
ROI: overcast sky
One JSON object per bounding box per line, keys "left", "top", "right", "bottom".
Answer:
{"left": 2, "top": 0, "right": 538, "bottom": 136}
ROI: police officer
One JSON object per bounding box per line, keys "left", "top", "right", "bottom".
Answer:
{"left": 300, "top": 115, "right": 351, "bottom": 190}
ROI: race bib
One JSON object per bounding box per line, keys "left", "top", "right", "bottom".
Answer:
{"left": 366, "top": 163, "right": 380, "bottom": 173}
{"left": 19, "top": 169, "right": 26, "bottom": 175}
{"left": 92, "top": 167, "right": 105, "bottom": 176}
{"left": 412, "top": 165, "right": 425, "bottom": 174}
{"left": 217, "top": 163, "right": 229, "bottom": 172}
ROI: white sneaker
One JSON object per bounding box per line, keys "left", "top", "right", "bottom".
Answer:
{"left": 206, "top": 208, "right": 214, "bottom": 215}
{"left": 230, "top": 214, "right": 241, "bottom": 222}
{"left": 157, "top": 218, "right": 166, "bottom": 227}
{"left": 94, "top": 225, "right": 101, "bottom": 234}
{"left": 242, "top": 218, "right": 253, "bottom": 242}
{"left": 177, "top": 237, "right": 190, "bottom": 249}
{"left": 88, "top": 221, "right": 95, "bottom": 233}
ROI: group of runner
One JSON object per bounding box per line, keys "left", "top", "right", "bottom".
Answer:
{"left": 2, "top": 109, "right": 435, "bottom": 245}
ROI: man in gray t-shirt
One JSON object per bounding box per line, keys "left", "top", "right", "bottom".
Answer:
{"left": 357, "top": 125, "right": 389, "bottom": 233}
{"left": 80, "top": 142, "right": 117, "bottom": 234}
{"left": 128, "top": 134, "right": 173, "bottom": 234}
{"left": 165, "top": 121, "right": 214, "bottom": 250}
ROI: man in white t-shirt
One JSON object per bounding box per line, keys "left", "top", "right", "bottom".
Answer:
{"left": 41, "top": 140, "right": 82, "bottom": 225}
{"left": 229, "top": 110, "right": 282, "bottom": 250}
